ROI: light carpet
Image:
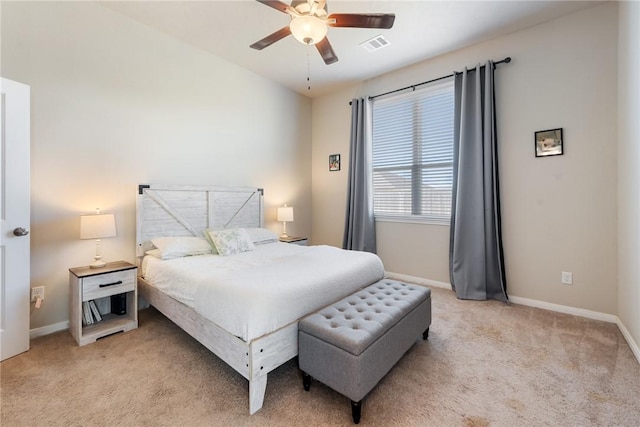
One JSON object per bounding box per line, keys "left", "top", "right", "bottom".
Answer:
{"left": 2, "top": 286, "right": 639, "bottom": 426}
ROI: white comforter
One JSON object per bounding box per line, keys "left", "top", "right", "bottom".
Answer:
{"left": 142, "top": 242, "right": 384, "bottom": 341}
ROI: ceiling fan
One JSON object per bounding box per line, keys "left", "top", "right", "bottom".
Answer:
{"left": 250, "top": 0, "right": 395, "bottom": 65}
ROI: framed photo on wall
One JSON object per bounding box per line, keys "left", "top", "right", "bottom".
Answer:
{"left": 535, "top": 128, "right": 563, "bottom": 157}
{"left": 329, "top": 154, "right": 341, "bottom": 171}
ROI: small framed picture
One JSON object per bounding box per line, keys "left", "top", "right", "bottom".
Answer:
{"left": 329, "top": 154, "right": 341, "bottom": 171}
{"left": 535, "top": 128, "right": 563, "bottom": 157}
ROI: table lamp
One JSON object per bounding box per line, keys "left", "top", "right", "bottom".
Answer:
{"left": 80, "top": 209, "right": 116, "bottom": 268}
{"left": 277, "top": 204, "right": 294, "bottom": 238}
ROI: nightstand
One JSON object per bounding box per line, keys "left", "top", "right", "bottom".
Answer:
{"left": 69, "top": 261, "right": 138, "bottom": 346}
{"left": 279, "top": 236, "right": 308, "bottom": 246}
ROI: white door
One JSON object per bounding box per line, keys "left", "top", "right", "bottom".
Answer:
{"left": 0, "top": 77, "right": 31, "bottom": 361}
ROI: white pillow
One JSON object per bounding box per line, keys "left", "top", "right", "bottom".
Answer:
{"left": 145, "top": 249, "right": 162, "bottom": 259}
{"left": 207, "top": 228, "right": 256, "bottom": 256}
{"left": 150, "top": 236, "right": 213, "bottom": 260}
{"left": 245, "top": 227, "right": 279, "bottom": 245}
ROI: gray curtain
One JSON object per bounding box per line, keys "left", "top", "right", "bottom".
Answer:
{"left": 449, "top": 61, "right": 508, "bottom": 302}
{"left": 343, "top": 98, "right": 376, "bottom": 253}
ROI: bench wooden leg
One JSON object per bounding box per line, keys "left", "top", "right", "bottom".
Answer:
{"left": 422, "top": 327, "right": 430, "bottom": 340}
{"left": 351, "top": 400, "right": 362, "bottom": 424}
{"left": 302, "top": 372, "right": 311, "bottom": 391}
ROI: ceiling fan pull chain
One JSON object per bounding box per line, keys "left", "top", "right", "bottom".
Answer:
{"left": 307, "top": 49, "right": 311, "bottom": 91}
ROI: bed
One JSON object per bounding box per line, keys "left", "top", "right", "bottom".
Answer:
{"left": 136, "top": 184, "right": 384, "bottom": 414}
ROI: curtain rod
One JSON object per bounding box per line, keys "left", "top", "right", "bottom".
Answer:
{"left": 349, "top": 57, "right": 511, "bottom": 105}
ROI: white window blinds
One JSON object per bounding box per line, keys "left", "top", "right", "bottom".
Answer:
{"left": 372, "top": 77, "right": 454, "bottom": 224}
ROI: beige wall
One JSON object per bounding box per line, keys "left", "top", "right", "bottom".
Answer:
{"left": 312, "top": 3, "right": 619, "bottom": 314}
{"left": 2, "top": 2, "right": 312, "bottom": 330}
{"left": 617, "top": 1, "right": 640, "bottom": 350}
{"left": 311, "top": 89, "right": 355, "bottom": 247}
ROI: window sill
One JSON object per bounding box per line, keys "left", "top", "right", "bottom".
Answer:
{"left": 375, "top": 216, "right": 450, "bottom": 226}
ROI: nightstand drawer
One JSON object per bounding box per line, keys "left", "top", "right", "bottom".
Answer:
{"left": 82, "top": 270, "right": 135, "bottom": 301}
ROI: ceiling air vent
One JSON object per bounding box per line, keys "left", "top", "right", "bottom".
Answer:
{"left": 360, "top": 35, "right": 390, "bottom": 52}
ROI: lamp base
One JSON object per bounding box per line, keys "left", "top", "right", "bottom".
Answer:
{"left": 89, "top": 259, "right": 107, "bottom": 269}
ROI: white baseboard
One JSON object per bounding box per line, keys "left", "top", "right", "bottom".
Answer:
{"left": 616, "top": 318, "right": 640, "bottom": 364}
{"left": 28, "top": 273, "right": 640, "bottom": 366}
{"left": 507, "top": 295, "right": 618, "bottom": 323}
{"left": 30, "top": 320, "right": 69, "bottom": 339}
{"left": 385, "top": 271, "right": 452, "bottom": 290}
{"left": 384, "top": 271, "right": 640, "bottom": 365}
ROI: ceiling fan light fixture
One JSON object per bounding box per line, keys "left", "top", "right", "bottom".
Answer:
{"left": 290, "top": 15, "right": 327, "bottom": 45}
{"left": 251, "top": 0, "right": 396, "bottom": 65}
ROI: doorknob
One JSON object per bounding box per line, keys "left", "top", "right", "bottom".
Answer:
{"left": 13, "top": 227, "right": 29, "bottom": 237}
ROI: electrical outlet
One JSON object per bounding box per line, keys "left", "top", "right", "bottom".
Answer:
{"left": 561, "top": 272, "right": 573, "bottom": 285}
{"left": 31, "top": 286, "right": 45, "bottom": 302}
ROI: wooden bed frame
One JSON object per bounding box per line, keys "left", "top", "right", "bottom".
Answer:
{"left": 136, "top": 184, "right": 298, "bottom": 414}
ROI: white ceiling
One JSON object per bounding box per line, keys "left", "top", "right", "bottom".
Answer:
{"left": 101, "top": 1, "right": 602, "bottom": 98}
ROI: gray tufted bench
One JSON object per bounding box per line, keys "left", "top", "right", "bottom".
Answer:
{"left": 298, "top": 279, "right": 431, "bottom": 424}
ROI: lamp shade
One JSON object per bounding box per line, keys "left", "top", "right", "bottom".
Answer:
{"left": 289, "top": 15, "right": 328, "bottom": 45}
{"left": 80, "top": 213, "right": 116, "bottom": 240}
{"left": 277, "top": 206, "right": 294, "bottom": 222}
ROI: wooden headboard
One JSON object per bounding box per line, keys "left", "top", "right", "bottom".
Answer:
{"left": 136, "top": 184, "right": 264, "bottom": 257}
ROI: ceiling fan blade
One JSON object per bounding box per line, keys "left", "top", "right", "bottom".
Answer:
{"left": 250, "top": 26, "right": 292, "bottom": 50}
{"left": 255, "top": 0, "right": 292, "bottom": 14}
{"left": 327, "top": 13, "right": 396, "bottom": 29}
{"left": 315, "top": 37, "right": 338, "bottom": 65}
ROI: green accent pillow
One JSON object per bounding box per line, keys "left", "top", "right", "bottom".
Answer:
{"left": 207, "top": 228, "right": 256, "bottom": 256}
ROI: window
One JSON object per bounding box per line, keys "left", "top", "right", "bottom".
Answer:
{"left": 371, "top": 78, "right": 454, "bottom": 224}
